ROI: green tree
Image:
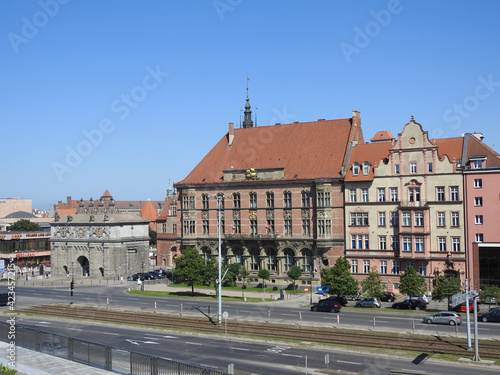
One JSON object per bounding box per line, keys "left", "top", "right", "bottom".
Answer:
{"left": 287, "top": 265, "right": 303, "bottom": 291}
{"left": 148, "top": 227, "right": 157, "bottom": 246}
{"left": 321, "top": 256, "right": 358, "bottom": 297}
{"left": 239, "top": 266, "right": 250, "bottom": 299}
{"left": 432, "top": 276, "right": 462, "bottom": 306}
{"left": 481, "top": 285, "right": 500, "bottom": 310}
{"left": 8, "top": 219, "right": 41, "bottom": 232}
{"left": 222, "top": 263, "right": 241, "bottom": 287}
{"left": 399, "top": 267, "right": 427, "bottom": 299}
{"left": 361, "top": 267, "right": 384, "bottom": 298}
{"left": 173, "top": 247, "right": 211, "bottom": 296}
{"left": 258, "top": 268, "right": 270, "bottom": 290}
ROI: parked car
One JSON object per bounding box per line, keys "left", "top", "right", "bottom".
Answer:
{"left": 321, "top": 295, "right": 348, "bottom": 306}
{"left": 478, "top": 309, "right": 500, "bottom": 322}
{"left": 380, "top": 292, "right": 396, "bottom": 302}
{"left": 128, "top": 273, "right": 144, "bottom": 281}
{"left": 392, "top": 300, "right": 427, "bottom": 310}
{"left": 405, "top": 295, "right": 430, "bottom": 304}
{"left": 355, "top": 297, "right": 381, "bottom": 308}
{"left": 453, "top": 303, "right": 480, "bottom": 313}
{"left": 480, "top": 296, "right": 498, "bottom": 305}
{"left": 423, "top": 311, "right": 462, "bottom": 325}
{"left": 311, "top": 300, "right": 341, "bottom": 313}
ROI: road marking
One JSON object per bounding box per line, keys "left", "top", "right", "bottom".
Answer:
{"left": 231, "top": 347, "right": 250, "bottom": 351}
{"left": 337, "top": 360, "right": 361, "bottom": 365}
{"left": 186, "top": 342, "right": 203, "bottom": 346}
{"left": 67, "top": 328, "right": 81, "bottom": 331}
{"left": 282, "top": 353, "right": 302, "bottom": 358}
{"left": 279, "top": 313, "right": 297, "bottom": 316}
{"left": 137, "top": 302, "right": 149, "bottom": 305}
{"left": 163, "top": 335, "right": 179, "bottom": 339}
{"left": 102, "top": 332, "right": 120, "bottom": 336}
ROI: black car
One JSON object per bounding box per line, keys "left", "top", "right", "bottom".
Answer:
{"left": 380, "top": 292, "right": 395, "bottom": 302}
{"left": 392, "top": 300, "right": 427, "bottom": 310}
{"left": 478, "top": 309, "right": 500, "bottom": 322}
{"left": 311, "top": 300, "right": 342, "bottom": 313}
{"left": 322, "top": 295, "right": 348, "bottom": 306}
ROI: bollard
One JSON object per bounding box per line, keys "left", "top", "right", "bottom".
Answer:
{"left": 412, "top": 320, "right": 415, "bottom": 331}
{"left": 107, "top": 297, "right": 109, "bottom": 306}
{"left": 456, "top": 323, "right": 458, "bottom": 334}
{"left": 373, "top": 317, "right": 376, "bottom": 327}
{"left": 299, "top": 311, "right": 302, "bottom": 320}
{"left": 268, "top": 309, "right": 271, "bottom": 319}
{"left": 154, "top": 301, "right": 157, "bottom": 313}
{"left": 337, "top": 315, "right": 340, "bottom": 324}
{"left": 180, "top": 303, "right": 183, "bottom": 316}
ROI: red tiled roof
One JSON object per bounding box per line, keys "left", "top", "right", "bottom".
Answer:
{"left": 370, "top": 131, "right": 395, "bottom": 142}
{"left": 177, "top": 118, "right": 361, "bottom": 185}
{"left": 345, "top": 142, "right": 394, "bottom": 181}
{"left": 140, "top": 199, "right": 157, "bottom": 221}
{"left": 101, "top": 189, "right": 112, "bottom": 198}
{"left": 432, "top": 137, "right": 463, "bottom": 163}
{"left": 59, "top": 208, "right": 77, "bottom": 216}
{"left": 466, "top": 135, "right": 500, "bottom": 167}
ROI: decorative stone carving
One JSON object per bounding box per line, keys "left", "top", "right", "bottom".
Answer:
{"left": 283, "top": 210, "right": 292, "bottom": 220}
{"left": 301, "top": 209, "right": 310, "bottom": 219}
{"left": 266, "top": 209, "right": 274, "bottom": 220}
{"left": 202, "top": 211, "right": 208, "bottom": 220}
{"left": 233, "top": 210, "right": 240, "bottom": 220}
{"left": 249, "top": 211, "right": 257, "bottom": 220}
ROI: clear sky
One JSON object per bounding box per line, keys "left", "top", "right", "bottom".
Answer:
{"left": 2, "top": 0, "right": 500, "bottom": 210}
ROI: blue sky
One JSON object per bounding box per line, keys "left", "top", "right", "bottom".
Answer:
{"left": 2, "top": 0, "right": 500, "bottom": 210}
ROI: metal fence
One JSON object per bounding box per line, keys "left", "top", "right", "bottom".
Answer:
{"left": 0, "top": 322, "right": 229, "bottom": 375}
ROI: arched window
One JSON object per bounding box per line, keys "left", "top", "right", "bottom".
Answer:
{"left": 250, "top": 248, "right": 259, "bottom": 271}
{"left": 232, "top": 248, "right": 243, "bottom": 266}
{"left": 266, "top": 249, "right": 277, "bottom": 271}
{"left": 202, "top": 247, "right": 212, "bottom": 261}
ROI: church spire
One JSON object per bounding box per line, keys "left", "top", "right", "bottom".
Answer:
{"left": 242, "top": 77, "right": 254, "bottom": 128}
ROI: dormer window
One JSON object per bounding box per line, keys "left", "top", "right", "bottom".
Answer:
{"left": 353, "top": 163, "right": 360, "bottom": 176}
{"left": 362, "top": 162, "right": 370, "bottom": 175}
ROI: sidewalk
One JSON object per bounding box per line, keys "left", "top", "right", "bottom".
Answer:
{"left": 0, "top": 342, "right": 112, "bottom": 375}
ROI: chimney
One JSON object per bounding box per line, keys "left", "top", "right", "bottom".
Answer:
{"left": 352, "top": 110, "right": 361, "bottom": 128}
{"left": 228, "top": 122, "right": 235, "bottom": 146}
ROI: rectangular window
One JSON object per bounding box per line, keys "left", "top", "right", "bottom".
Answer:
{"left": 283, "top": 191, "right": 291, "bottom": 208}
{"left": 450, "top": 187, "right": 459, "bottom": 201}
{"left": 410, "top": 162, "right": 417, "bottom": 174}
{"left": 438, "top": 237, "right": 447, "bottom": 251}
{"left": 475, "top": 233, "right": 484, "bottom": 242}
{"left": 349, "top": 189, "right": 357, "bottom": 203}
{"left": 437, "top": 212, "right": 446, "bottom": 227}
{"left": 250, "top": 219, "right": 257, "bottom": 235}
{"left": 391, "top": 212, "right": 399, "bottom": 226}
{"left": 266, "top": 219, "right": 275, "bottom": 234}
{"left": 284, "top": 220, "right": 292, "bottom": 236}
{"left": 380, "top": 260, "right": 387, "bottom": 274}
{"left": 353, "top": 163, "right": 359, "bottom": 176}
{"left": 451, "top": 212, "right": 459, "bottom": 227}
{"left": 202, "top": 195, "right": 209, "bottom": 210}
{"left": 233, "top": 220, "right": 241, "bottom": 234}
{"left": 378, "top": 212, "right": 386, "bottom": 226}
{"left": 233, "top": 193, "right": 240, "bottom": 209}
{"left": 475, "top": 215, "right": 483, "bottom": 224}
{"left": 415, "top": 237, "right": 424, "bottom": 252}
{"left": 452, "top": 237, "right": 460, "bottom": 252}
{"left": 391, "top": 236, "right": 399, "bottom": 250}
{"left": 161, "top": 223, "right": 167, "bottom": 233}
{"left": 419, "top": 262, "right": 426, "bottom": 276}
{"left": 474, "top": 197, "right": 483, "bottom": 206}
{"left": 301, "top": 191, "right": 310, "bottom": 207}
{"left": 403, "top": 237, "right": 412, "bottom": 252}
{"left": 267, "top": 192, "right": 274, "bottom": 208}
{"left": 390, "top": 188, "right": 398, "bottom": 202}
{"left": 378, "top": 188, "right": 385, "bottom": 202}
{"left": 474, "top": 179, "right": 482, "bottom": 188}
{"left": 351, "top": 234, "right": 356, "bottom": 249}
{"left": 392, "top": 261, "right": 400, "bottom": 275}
{"left": 409, "top": 188, "right": 420, "bottom": 203}
{"left": 406, "top": 261, "right": 413, "bottom": 270}
{"left": 302, "top": 219, "right": 310, "bottom": 236}
{"left": 474, "top": 160, "right": 483, "bottom": 169}
{"left": 427, "top": 163, "right": 433, "bottom": 173}
{"left": 351, "top": 260, "right": 358, "bottom": 273}
{"left": 363, "top": 162, "right": 370, "bottom": 175}
{"left": 379, "top": 236, "right": 387, "bottom": 250}
{"left": 358, "top": 235, "right": 363, "bottom": 250}
{"left": 436, "top": 187, "right": 445, "bottom": 201}
{"left": 172, "top": 223, "right": 177, "bottom": 233}
{"left": 317, "top": 192, "right": 331, "bottom": 207}
{"left": 169, "top": 206, "right": 177, "bottom": 217}
{"left": 402, "top": 212, "right": 411, "bottom": 226}
{"left": 350, "top": 212, "right": 369, "bottom": 226}
{"left": 250, "top": 193, "right": 257, "bottom": 208}
{"left": 361, "top": 188, "right": 369, "bottom": 202}
{"left": 364, "top": 235, "right": 369, "bottom": 249}
{"left": 395, "top": 164, "right": 400, "bottom": 174}
{"left": 414, "top": 212, "right": 424, "bottom": 227}
{"left": 363, "top": 260, "right": 370, "bottom": 273}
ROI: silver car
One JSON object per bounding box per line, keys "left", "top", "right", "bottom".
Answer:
{"left": 423, "top": 311, "right": 462, "bottom": 326}
{"left": 355, "top": 297, "right": 381, "bottom": 308}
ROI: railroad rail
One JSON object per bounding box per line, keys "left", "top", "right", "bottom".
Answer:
{"left": 16, "top": 305, "right": 500, "bottom": 360}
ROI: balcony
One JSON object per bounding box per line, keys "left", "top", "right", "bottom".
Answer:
{"left": 398, "top": 200, "right": 428, "bottom": 209}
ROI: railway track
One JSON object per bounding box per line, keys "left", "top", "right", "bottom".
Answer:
{"left": 17, "top": 305, "right": 500, "bottom": 360}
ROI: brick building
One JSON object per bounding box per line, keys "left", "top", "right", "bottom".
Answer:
{"left": 156, "top": 108, "right": 364, "bottom": 287}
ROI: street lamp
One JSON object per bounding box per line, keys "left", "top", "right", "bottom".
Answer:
{"left": 212, "top": 193, "right": 229, "bottom": 325}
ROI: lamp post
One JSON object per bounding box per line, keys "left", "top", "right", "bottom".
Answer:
{"left": 216, "top": 195, "right": 223, "bottom": 325}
